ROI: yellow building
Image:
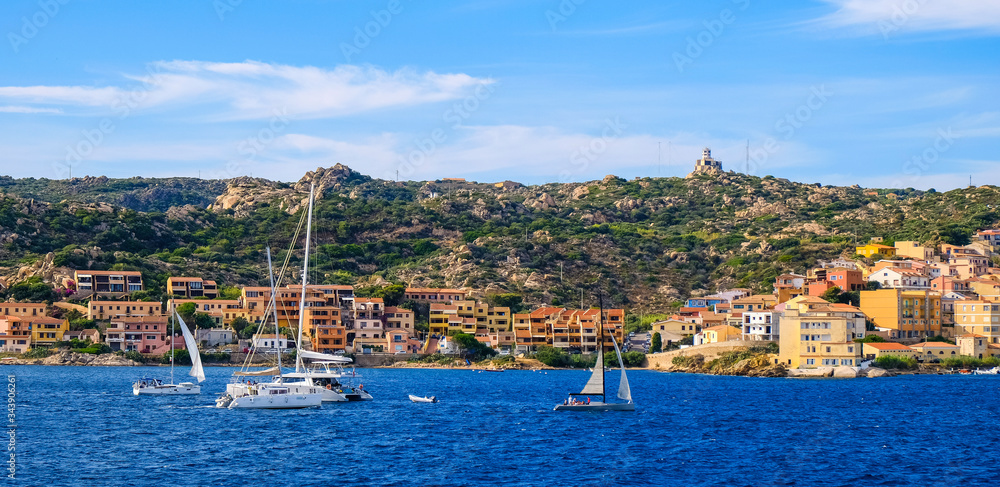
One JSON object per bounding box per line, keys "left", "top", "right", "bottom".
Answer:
{"left": 777, "top": 298, "right": 865, "bottom": 368}
{"left": 30, "top": 317, "right": 68, "bottom": 348}
{"left": 859, "top": 289, "right": 941, "bottom": 340}
{"left": 88, "top": 300, "right": 164, "bottom": 321}
{"left": 856, "top": 244, "right": 897, "bottom": 258}
{"left": 698, "top": 325, "right": 741, "bottom": 344}
{"left": 861, "top": 342, "right": 915, "bottom": 360}
{"left": 428, "top": 300, "right": 511, "bottom": 336}
{"left": 730, "top": 294, "right": 777, "bottom": 312}
{"left": 953, "top": 299, "right": 1000, "bottom": 344}
{"left": 894, "top": 241, "right": 935, "bottom": 261}
{"left": 956, "top": 334, "right": 1000, "bottom": 359}
{"left": 650, "top": 319, "right": 701, "bottom": 336}
{"left": 909, "top": 342, "right": 960, "bottom": 360}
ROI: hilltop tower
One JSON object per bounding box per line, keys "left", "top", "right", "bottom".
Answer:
{"left": 686, "top": 148, "right": 723, "bottom": 178}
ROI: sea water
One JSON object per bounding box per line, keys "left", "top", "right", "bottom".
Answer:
{"left": 7, "top": 365, "right": 999, "bottom": 486}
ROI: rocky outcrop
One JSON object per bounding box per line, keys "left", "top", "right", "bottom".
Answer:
{"left": 860, "top": 367, "right": 894, "bottom": 378}
{"left": 208, "top": 164, "right": 368, "bottom": 217}
{"left": 787, "top": 367, "right": 834, "bottom": 378}
{"left": 41, "top": 351, "right": 140, "bottom": 366}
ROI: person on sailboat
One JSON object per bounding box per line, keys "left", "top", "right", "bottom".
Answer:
{"left": 586, "top": 397, "right": 590, "bottom": 405}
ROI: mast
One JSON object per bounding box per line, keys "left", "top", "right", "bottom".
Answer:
{"left": 599, "top": 294, "right": 605, "bottom": 402}
{"left": 267, "top": 247, "right": 281, "bottom": 373}
{"left": 295, "top": 183, "right": 316, "bottom": 372}
{"left": 170, "top": 306, "right": 175, "bottom": 385}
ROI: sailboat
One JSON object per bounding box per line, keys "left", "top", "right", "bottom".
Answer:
{"left": 554, "top": 304, "right": 634, "bottom": 411}
{"left": 133, "top": 311, "right": 205, "bottom": 395}
{"left": 216, "top": 183, "right": 326, "bottom": 409}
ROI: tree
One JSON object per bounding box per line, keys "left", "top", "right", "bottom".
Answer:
{"left": 175, "top": 302, "right": 197, "bottom": 323}
{"left": 650, "top": 332, "right": 662, "bottom": 353}
{"left": 230, "top": 317, "right": 255, "bottom": 339}
{"left": 451, "top": 332, "right": 496, "bottom": 361}
{"left": 194, "top": 313, "right": 216, "bottom": 329}
{"left": 487, "top": 293, "right": 525, "bottom": 313}
{"left": 865, "top": 281, "right": 882, "bottom": 291}
{"left": 820, "top": 286, "right": 843, "bottom": 303}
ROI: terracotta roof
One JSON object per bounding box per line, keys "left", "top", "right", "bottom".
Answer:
{"left": 704, "top": 325, "right": 738, "bottom": 332}
{"left": 864, "top": 342, "right": 913, "bottom": 351}
{"left": 958, "top": 333, "right": 986, "bottom": 338}
{"left": 910, "top": 342, "right": 959, "bottom": 348}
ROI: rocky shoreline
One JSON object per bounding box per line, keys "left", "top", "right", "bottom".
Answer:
{"left": 651, "top": 352, "right": 900, "bottom": 378}
{"left": 2, "top": 351, "right": 142, "bottom": 366}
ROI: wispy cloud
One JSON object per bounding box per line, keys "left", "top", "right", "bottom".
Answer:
{"left": 554, "top": 20, "right": 686, "bottom": 36}
{"left": 0, "top": 105, "right": 63, "bottom": 114}
{"left": 0, "top": 61, "right": 491, "bottom": 121}
{"left": 817, "top": 0, "right": 1000, "bottom": 35}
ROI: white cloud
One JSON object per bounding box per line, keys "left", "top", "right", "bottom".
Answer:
{"left": 0, "top": 105, "right": 63, "bottom": 114}
{"left": 0, "top": 61, "right": 491, "bottom": 121}
{"left": 818, "top": 0, "right": 1000, "bottom": 35}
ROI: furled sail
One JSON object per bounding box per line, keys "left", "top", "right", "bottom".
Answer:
{"left": 176, "top": 313, "right": 205, "bottom": 383}
{"left": 578, "top": 347, "right": 604, "bottom": 395}
{"left": 234, "top": 367, "right": 281, "bottom": 376}
{"left": 298, "top": 350, "right": 353, "bottom": 364}
{"left": 611, "top": 336, "right": 631, "bottom": 402}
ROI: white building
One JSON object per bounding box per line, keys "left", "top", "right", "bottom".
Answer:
{"left": 196, "top": 328, "right": 235, "bottom": 348}
{"left": 251, "top": 333, "right": 291, "bottom": 350}
{"left": 742, "top": 310, "right": 779, "bottom": 341}
{"left": 867, "top": 267, "right": 930, "bottom": 289}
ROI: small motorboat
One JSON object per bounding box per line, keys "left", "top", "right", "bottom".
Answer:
{"left": 959, "top": 369, "right": 972, "bottom": 375}
{"left": 974, "top": 367, "right": 1000, "bottom": 375}
{"left": 409, "top": 394, "right": 438, "bottom": 403}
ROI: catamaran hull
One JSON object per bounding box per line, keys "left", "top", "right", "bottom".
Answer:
{"left": 553, "top": 402, "right": 634, "bottom": 411}
{"left": 227, "top": 394, "right": 322, "bottom": 409}
{"left": 133, "top": 384, "right": 201, "bottom": 395}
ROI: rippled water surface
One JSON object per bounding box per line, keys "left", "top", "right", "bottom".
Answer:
{"left": 8, "top": 365, "right": 1000, "bottom": 486}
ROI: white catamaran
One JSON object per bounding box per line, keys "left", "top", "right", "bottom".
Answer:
{"left": 554, "top": 306, "right": 634, "bottom": 412}
{"left": 133, "top": 312, "right": 205, "bottom": 395}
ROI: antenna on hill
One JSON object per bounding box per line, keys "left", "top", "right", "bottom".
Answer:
{"left": 745, "top": 139, "right": 750, "bottom": 173}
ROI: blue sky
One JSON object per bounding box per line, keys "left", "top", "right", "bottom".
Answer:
{"left": 0, "top": 0, "right": 997, "bottom": 189}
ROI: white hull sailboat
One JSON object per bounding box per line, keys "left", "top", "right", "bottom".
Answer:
{"left": 133, "top": 312, "right": 205, "bottom": 396}
{"left": 554, "top": 303, "right": 634, "bottom": 412}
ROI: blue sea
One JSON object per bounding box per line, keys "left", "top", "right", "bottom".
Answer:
{"left": 6, "top": 365, "right": 1000, "bottom": 486}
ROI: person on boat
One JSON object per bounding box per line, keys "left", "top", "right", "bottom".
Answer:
{"left": 586, "top": 397, "right": 591, "bottom": 405}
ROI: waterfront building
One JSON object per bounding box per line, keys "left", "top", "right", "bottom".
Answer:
{"left": 693, "top": 325, "right": 741, "bottom": 345}
{"left": 861, "top": 342, "right": 915, "bottom": 360}
{"left": 251, "top": 333, "right": 290, "bottom": 351}
{"left": 512, "top": 307, "right": 625, "bottom": 353}
{"left": 0, "top": 316, "right": 32, "bottom": 352}
{"left": 777, "top": 297, "right": 865, "bottom": 368}
{"left": 741, "top": 310, "right": 779, "bottom": 341}
{"left": 106, "top": 316, "right": 168, "bottom": 353}
{"left": 30, "top": 317, "right": 68, "bottom": 348}
{"left": 195, "top": 328, "right": 235, "bottom": 348}
{"left": 166, "top": 277, "right": 218, "bottom": 299}
{"left": 956, "top": 334, "right": 1000, "bottom": 359}
{"left": 952, "top": 299, "right": 1000, "bottom": 344}
{"left": 909, "top": 342, "right": 960, "bottom": 360}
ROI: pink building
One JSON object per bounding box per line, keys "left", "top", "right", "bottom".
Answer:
{"left": 0, "top": 316, "right": 32, "bottom": 352}
{"left": 106, "top": 316, "right": 168, "bottom": 353}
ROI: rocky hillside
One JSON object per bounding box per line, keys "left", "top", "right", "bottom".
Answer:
{"left": 0, "top": 165, "right": 997, "bottom": 311}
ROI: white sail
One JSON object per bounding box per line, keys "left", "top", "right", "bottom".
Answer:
{"left": 298, "top": 350, "right": 352, "bottom": 363}
{"left": 176, "top": 313, "right": 205, "bottom": 383}
{"left": 611, "top": 336, "right": 631, "bottom": 402}
{"left": 579, "top": 347, "right": 604, "bottom": 395}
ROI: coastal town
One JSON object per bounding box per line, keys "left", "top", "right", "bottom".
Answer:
{"left": 4, "top": 224, "right": 1000, "bottom": 376}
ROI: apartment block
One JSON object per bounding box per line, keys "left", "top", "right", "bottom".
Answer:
{"left": 106, "top": 316, "right": 169, "bottom": 353}
{"left": 777, "top": 297, "right": 866, "bottom": 368}
{"left": 0, "top": 316, "right": 32, "bottom": 353}
{"left": 74, "top": 270, "right": 143, "bottom": 295}
{"left": 512, "top": 307, "right": 624, "bottom": 353}
{"left": 953, "top": 299, "right": 1000, "bottom": 344}
{"left": 0, "top": 303, "right": 46, "bottom": 318}
{"left": 403, "top": 288, "right": 466, "bottom": 304}
{"left": 167, "top": 277, "right": 218, "bottom": 299}
{"left": 30, "top": 317, "right": 68, "bottom": 347}
{"left": 89, "top": 300, "right": 164, "bottom": 321}
{"left": 860, "top": 289, "right": 941, "bottom": 340}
